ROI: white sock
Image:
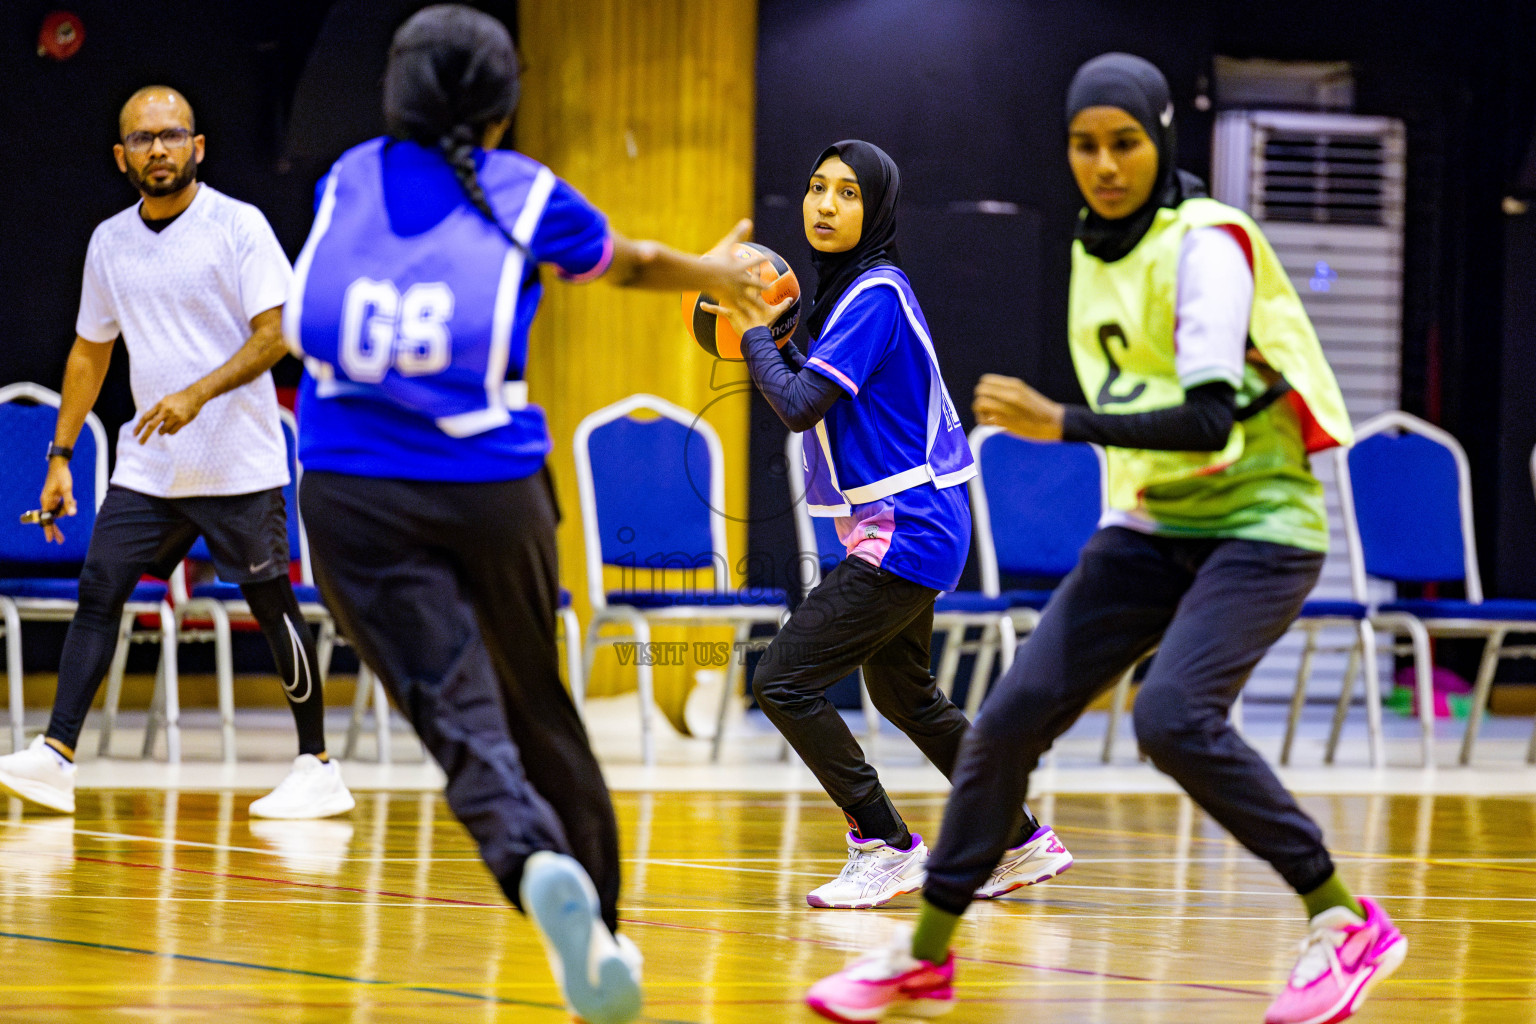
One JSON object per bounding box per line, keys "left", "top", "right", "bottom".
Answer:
{"left": 43, "top": 744, "right": 71, "bottom": 770}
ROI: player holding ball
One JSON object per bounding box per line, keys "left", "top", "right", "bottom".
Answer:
{"left": 703, "top": 140, "right": 1070, "bottom": 912}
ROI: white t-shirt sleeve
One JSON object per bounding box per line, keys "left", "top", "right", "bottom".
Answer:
{"left": 1173, "top": 226, "right": 1253, "bottom": 389}
{"left": 234, "top": 205, "right": 293, "bottom": 322}
{"left": 75, "top": 232, "right": 119, "bottom": 343}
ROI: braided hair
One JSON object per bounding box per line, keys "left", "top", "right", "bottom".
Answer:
{"left": 383, "top": 4, "right": 520, "bottom": 244}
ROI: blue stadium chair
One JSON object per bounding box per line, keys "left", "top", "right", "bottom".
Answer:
{"left": 145, "top": 408, "right": 335, "bottom": 762}
{"left": 1336, "top": 411, "right": 1536, "bottom": 766}
{"left": 968, "top": 428, "right": 1126, "bottom": 754}
{"left": 575, "top": 395, "right": 787, "bottom": 764}
{"left": 0, "top": 383, "right": 179, "bottom": 757}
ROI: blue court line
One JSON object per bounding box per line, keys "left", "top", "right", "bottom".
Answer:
{"left": 0, "top": 929, "right": 697, "bottom": 1024}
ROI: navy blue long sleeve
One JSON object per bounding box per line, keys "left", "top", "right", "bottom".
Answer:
{"left": 740, "top": 326, "right": 843, "bottom": 432}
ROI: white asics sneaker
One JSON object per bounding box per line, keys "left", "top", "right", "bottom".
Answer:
{"left": 807, "top": 833, "right": 929, "bottom": 910}
{"left": 249, "top": 755, "right": 356, "bottom": 819}
{"left": 0, "top": 737, "right": 77, "bottom": 814}
{"left": 521, "top": 850, "right": 643, "bottom": 1024}
{"left": 975, "top": 825, "right": 1074, "bottom": 899}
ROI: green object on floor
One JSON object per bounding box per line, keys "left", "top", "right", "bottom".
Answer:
{"left": 1385, "top": 685, "right": 1472, "bottom": 720}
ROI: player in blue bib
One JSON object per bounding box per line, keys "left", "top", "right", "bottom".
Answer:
{"left": 706, "top": 140, "right": 1070, "bottom": 910}
{"left": 283, "top": 9, "right": 763, "bottom": 1023}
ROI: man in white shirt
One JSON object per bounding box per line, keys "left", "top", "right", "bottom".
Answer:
{"left": 0, "top": 86, "right": 353, "bottom": 820}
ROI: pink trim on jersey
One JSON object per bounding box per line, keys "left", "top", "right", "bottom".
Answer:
{"left": 837, "top": 504, "right": 894, "bottom": 568}
{"left": 807, "top": 357, "right": 859, "bottom": 396}
{"left": 558, "top": 234, "right": 614, "bottom": 283}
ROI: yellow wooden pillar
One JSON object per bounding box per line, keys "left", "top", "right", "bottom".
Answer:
{"left": 517, "top": 1, "right": 758, "bottom": 726}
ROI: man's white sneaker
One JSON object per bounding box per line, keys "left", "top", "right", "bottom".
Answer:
{"left": 807, "top": 833, "right": 928, "bottom": 910}
{"left": 975, "top": 825, "right": 1074, "bottom": 899}
{"left": 0, "top": 737, "right": 77, "bottom": 814}
{"left": 249, "top": 755, "right": 356, "bottom": 819}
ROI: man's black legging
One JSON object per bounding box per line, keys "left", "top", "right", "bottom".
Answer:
{"left": 46, "top": 488, "right": 326, "bottom": 756}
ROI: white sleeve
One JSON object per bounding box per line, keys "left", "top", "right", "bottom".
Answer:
{"left": 1173, "top": 226, "right": 1253, "bottom": 390}
{"left": 235, "top": 205, "right": 293, "bottom": 322}
{"left": 74, "top": 234, "right": 119, "bottom": 343}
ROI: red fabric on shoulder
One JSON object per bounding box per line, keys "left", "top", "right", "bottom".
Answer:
{"left": 1214, "top": 223, "right": 1255, "bottom": 271}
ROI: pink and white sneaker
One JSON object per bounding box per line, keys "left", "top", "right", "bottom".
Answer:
{"left": 1265, "top": 898, "right": 1406, "bottom": 1024}
{"left": 806, "top": 929, "right": 954, "bottom": 1023}
{"left": 974, "top": 825, "right": 1073, "bottom": 899}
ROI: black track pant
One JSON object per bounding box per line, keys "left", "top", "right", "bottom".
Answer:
{"left": 753, "top": 557, "right": 970, "bottom": 812}
{"left": 300, "top": 470, "right": 621, "bottom": 931}
{"left": 924, "top": 527, "right": 1335, "bottom": 916}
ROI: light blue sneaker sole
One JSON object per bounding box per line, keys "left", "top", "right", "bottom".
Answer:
{"left": 520, "top": 852, "right": 642, "bottom": 1024}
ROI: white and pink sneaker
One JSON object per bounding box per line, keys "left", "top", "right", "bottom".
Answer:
{"left": 1265, "top": 898, "right": 1406, "bottom": 1024}
{"left": 806, "top": 927, "right": 954, "bottom": 1023}
{"left": 807, "top": 833, "right": 928, "bottom": 910}
{"left": 974, "top": 825, "right": 1073, "bottom": 899}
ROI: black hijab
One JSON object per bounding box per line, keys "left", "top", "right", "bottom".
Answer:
{"left": 805, "top": 140, "right": 901, "bottom": 339}
{"left": 1066, "top": 53, "right": 1206, "bottom": 263}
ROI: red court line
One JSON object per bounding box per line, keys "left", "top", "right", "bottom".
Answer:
{"left": 616, "top": 917, "right": 1271, "bottom": 998}
{"left": 78, "top": 852, "right": 1268, "bottom": 999}
{"left": 73, "top": 856, "right": 500, "bottom": 907}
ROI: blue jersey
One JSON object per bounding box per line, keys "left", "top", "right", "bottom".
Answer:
{"left": 286, "top": 138, "right": 612, "bottom": 481}
{"left": 800, "top": 267, "right": 975, "bottom": 591}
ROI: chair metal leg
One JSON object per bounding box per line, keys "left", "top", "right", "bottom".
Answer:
{"left": 99, "top": 609, "right": 136, "bottom": 757}
{"left": 2, "top": 599, "right": 23, "bottom": 752}
{"left": 208, "top": 603, "right": 237, "bottom": 763}
{"left": 965, "top": 617, "right": 1013, "bottom": 718}
{"left": 1388, "top": 615, "right": 1435, "bottom": 767}
{"left": 143, "top": 657, "right": 164, "bottom": 759}
{"left": 1281, "top": 627, "right": 1318, "bottom": 766}
{"left": 1324, "top": 640, "right": 1361, "bottom": 766}
{"left": 1459, "top": 627, "right": 1507, "bottom": 766}
{"left": 557, "top": 607, "right": 585, "bottom": 716}
{"left": 344, "top": 666, "right": 372, "bottom": 760}
{"left": 933, "top": 622, "right": 966, "bottom": 699}
{"left": 315, "top": 618, "right": 336, "bottom": 679}
{"left": 159, "top": 602, "right": 181, "bottom": 764}
{"left": 858, "top": 670, "right": 881, "bottom": 743}
{"left": 966, "top": 621, "right": 1000, "bottom": 719}
{"left": 1102, "top": 667, "right": 1134, "bottom": 764}
{"left": 711, "top": 621, "right": 751, "bottom": 763}
{"left": 1358, "top": 624, "right": 1385, "bottom": 769}
{"left": 371, "top": 669, "right": 391, "bottom": 765}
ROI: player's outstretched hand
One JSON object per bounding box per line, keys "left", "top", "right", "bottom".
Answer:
{"left": 134, "top": 387, "right": 206, "bottom": 445}
{"left": 973, "top": 373, "right": 1065, "bottom": 441}
{"left": 702, "top": 219, "right": 765, "bottom": 309}
{"left": 39, "top": 463, "right": 75, "bottom": 544}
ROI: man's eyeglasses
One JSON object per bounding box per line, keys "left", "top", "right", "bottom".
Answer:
{"left": 122, "top": 128, "right": 193, "bottom": 153}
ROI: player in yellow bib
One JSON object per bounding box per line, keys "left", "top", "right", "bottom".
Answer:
{"left": 806, "top": 54, "right": 1405, "bottom": 1024}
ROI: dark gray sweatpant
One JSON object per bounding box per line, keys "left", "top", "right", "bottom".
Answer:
{"left": 923, "top": 526, "right": 1335, "bottom": 916}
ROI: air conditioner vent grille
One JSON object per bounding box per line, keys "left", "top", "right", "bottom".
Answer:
{"left": 1254, "top": 131, "right": 1396, "bottom": 226}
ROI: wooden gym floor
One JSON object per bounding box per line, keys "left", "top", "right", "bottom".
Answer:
{"left": 0, "top": 786, "right": 1531, "bottom": 1023}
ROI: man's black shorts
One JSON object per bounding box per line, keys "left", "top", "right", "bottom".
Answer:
{"left": 90, "top": 485, "right": 290, "bottom": 584}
